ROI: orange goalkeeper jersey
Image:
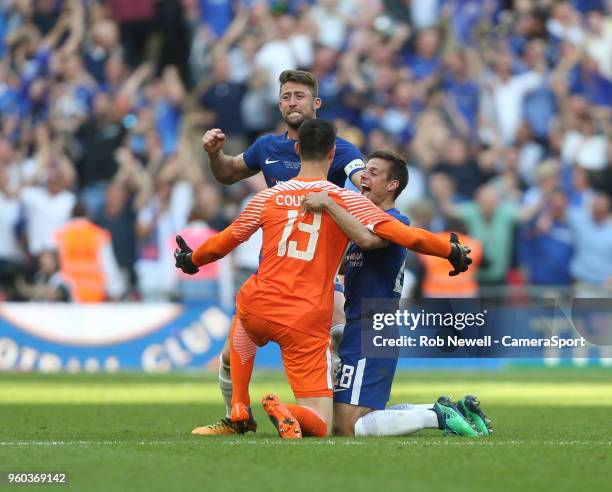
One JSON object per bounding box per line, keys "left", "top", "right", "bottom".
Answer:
{"left": 192, "top": 177, "right": 452, "bottom": 339}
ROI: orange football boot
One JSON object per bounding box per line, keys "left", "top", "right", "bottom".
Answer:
{"left": 261, "top": 394, "right": 302, "bottom": 439}
{"left": 191, "top": 416, "right": 257, "bottom": 436}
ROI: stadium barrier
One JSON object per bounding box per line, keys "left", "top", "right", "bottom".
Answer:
{"left": 0, "top": 302, "right": 235, "bottom": 373}
{"left": 0, "top": 303, "right": 609, "bottom": 373}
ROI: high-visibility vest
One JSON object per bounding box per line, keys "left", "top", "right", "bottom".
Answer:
{"left": 55, "top": 219, "right": 110, "bottom": 302}
{"left": 419, "top": 232, "right": 483, "bottom": 298}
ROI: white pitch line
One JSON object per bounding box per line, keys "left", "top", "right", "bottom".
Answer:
{"left": 0, "top": 440, "right": 609, "bottom": 447}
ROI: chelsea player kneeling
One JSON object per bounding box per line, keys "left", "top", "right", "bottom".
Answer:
{"left": 304, "top": 150, "right": 492, "bottom": 437}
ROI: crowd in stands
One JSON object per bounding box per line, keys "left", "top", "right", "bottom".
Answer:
{"left": 0, "top": 0, "right": 610, "bottom": 303}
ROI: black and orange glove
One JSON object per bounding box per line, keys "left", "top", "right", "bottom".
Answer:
{"left": 174, "top": 235, "right": 199, "bottom": 275}
{"left": 447, "top": 232, "right": 472, "bottom": 276}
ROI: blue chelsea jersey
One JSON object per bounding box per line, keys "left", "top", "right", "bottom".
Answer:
{"left": 344, "top": 208, "right": 410, "bottom": 322}
{"left": 243, "top": 132, "right": 364, "bottom": 187}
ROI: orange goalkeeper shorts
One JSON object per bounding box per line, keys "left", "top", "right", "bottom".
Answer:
{"left": 237, "top": 307, "right": 333, "bottom": 398}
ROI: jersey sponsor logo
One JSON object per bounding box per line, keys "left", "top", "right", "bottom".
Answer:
{"left": 346, "top": 251, "right": 363, "bottom": 267}
{"left": 265, "top": 158, "right": 280, "bottom": 164}
{"left": 275, "top": 194, "right": 302, "bottom": 208}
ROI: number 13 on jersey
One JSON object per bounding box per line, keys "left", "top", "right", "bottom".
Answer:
{"left": 277, "top": 210, "right": 322, "bottom": 261}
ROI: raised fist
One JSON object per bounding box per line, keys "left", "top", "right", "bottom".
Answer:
{"left": 202, "top": 128, "right": 226, "bottom": 155}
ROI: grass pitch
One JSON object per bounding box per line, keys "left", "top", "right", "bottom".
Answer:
{"left": 0, "top": 368, "right": 610, "bottom": 492}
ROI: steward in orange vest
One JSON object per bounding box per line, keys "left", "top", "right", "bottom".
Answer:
{"left": 54, "top": 202, "right": 125, "bottom": 302}
{"left": 419, "top": 220, "right": 483, "bottom": 298}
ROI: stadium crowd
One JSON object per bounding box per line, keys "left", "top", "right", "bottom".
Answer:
{"left": 0, "top": 0, "right": 610, "bottom": 302}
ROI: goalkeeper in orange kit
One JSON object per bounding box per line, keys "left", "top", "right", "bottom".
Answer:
{"left": 174, "top": 119, "right": 471, "bottom": 438}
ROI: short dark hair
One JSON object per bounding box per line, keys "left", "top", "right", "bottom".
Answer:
{"left": 71, "top": 200, "right": 89, "bottom": 219}
{"left": 367, "top": 150, "right": 409, "bottom": 198}
{"left": 298, "top": 119, "right": 337, "bottom": 161}
{"left": 279, "top": 70, "right": 318, "bottom": 97}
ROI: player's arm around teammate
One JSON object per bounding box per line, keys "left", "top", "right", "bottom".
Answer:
{"left": 303, "top": 191, "right": 472, "bottom": 276}
{"left": 301, "top": 192, "right": 388, "bottom": 251}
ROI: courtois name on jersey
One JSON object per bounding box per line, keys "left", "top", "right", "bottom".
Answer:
{"left": 243, "top": 132, "right": 364, "bottom": 187}
{"left": 343, "top": 208, "right": 410, "bottom": 322}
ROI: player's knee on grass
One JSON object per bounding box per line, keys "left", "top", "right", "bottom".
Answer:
{"left": 333, "top": 402, "right": 372, "bottom": 436}
{"left": 333, "top": 417, "right": 354, "bottom": 436}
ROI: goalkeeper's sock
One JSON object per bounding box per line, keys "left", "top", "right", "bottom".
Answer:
{"left": 388, "top": 403, "right": 434, "bottom": 411}
{"left": 354, "top": 409, "right": 438, "bottom": 437}
{"left": 218, "top": 354, "right": 233, "bottom": 419}
{"left": 229, "top": 317, "right": 257, "bottom": 413}
{"left": 286, "top": 404, "right": 328, "bottom": 437}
